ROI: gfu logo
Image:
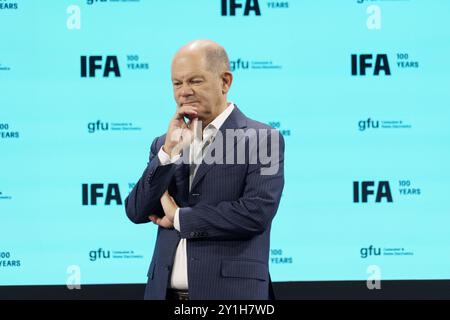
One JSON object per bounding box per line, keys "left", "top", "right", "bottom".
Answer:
{"left": 221, "top": 0, "right": 261, "bottom": 16}
{"left": 87, "top": 120, "right": 109, "bottom": 133}
{"left": 82, "top": 184, "right": 122, "bottom": 205}
{"left": 230, "top": 59, "right": 249, "bottom": 71}
{"left": 358, "top": 118, "right": 379, "bottom": 131}
{"left": 351, "top": 54, "right": 391, "bottom": 76}
{"left": 360, "top": 245, "right": 381, "bottom": 258}
{"left": 80, "top": 56, "right": 121, "bottom": 78}
{"left": 89, "top": 248, "right": 110, "bottom": 261}
{"left": 353, "top": 181, "right": 393, "bottom": 203}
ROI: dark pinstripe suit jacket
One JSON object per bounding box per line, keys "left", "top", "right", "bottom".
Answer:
{"left": 125, "top": 106, "right": 285, "bottom": 300}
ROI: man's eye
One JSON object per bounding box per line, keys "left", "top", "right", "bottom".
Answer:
{"left": 191, "top": 80, "right": 203, "bottom": 84}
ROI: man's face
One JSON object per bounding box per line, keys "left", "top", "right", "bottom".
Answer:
{"left": 171, "top": 51, "right": 224, "bottom": 122}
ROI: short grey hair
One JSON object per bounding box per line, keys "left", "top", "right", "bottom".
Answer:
{"left": 203, "top": 45, "right": 230, "bottom": 75}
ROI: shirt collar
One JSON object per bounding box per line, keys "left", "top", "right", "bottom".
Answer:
{"left": 203, "top": 102, "right": 235, "bottom": 139}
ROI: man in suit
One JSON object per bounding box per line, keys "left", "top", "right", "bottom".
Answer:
{"left": 125, "top": 39, "right": 284, "bottom": 300}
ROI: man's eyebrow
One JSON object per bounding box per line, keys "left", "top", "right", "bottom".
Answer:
{"left": 172, "top": 75, "right": 205, "bottom": 81}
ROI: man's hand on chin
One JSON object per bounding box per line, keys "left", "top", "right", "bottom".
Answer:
{"left": 149, "top": 191, "right": 179, "bottom": 229}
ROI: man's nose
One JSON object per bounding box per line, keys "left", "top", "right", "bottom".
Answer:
{"left": 179, "top": 84, "right": 194, "bottom": 97}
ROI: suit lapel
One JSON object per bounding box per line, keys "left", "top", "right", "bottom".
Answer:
{"left": 189, "top": 106, "right": 247, "bottom": 192}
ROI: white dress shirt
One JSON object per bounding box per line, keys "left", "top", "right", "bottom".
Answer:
{"left": 157, "top": 103, "right": 235, "bottom": 290}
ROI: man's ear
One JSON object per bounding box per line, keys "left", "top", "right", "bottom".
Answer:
{"left": 221, "top": 71, "right": 233, "bottom": 94}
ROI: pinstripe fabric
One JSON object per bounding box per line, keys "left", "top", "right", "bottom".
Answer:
{"left": 125, "top": 106, "right": 285, "bottom": 300}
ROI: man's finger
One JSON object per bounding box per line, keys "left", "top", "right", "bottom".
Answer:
{"left": 176, "top": 106, "right": 198, "bottom": 120}
{"left": 168, "top": 194, "right": 176, "bottom": 203}
{"left": 187, "top": 118, "right": 201, "bottom": 141}
{"left": 160, "top": 191, "right": 169, "bottom": 205}
{"left": 160, "top": 217, "right": 173, "bottom": 228}
{"left": 161, "top": 191, "right": 176, "bottom": 209}
{"left": 152, "top": 216, "right": 173, "bottom": 229}
{"left": 151, "top": 216, "right": 162, "bottom": 225}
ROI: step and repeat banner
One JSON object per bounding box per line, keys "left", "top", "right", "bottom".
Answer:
{"left": 1, "top": 0, "right": 449, "bottom": 286}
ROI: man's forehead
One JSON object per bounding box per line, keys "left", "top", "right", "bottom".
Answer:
{"left": 171, "top": 70, "right": 205, "bottom": 80}
{"left": 171, "top": 55, "right": 209, "bottom": 78}
{"left": 172, "top": 51, "right": 206, "bottom": 67}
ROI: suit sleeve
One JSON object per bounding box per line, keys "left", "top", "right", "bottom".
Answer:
{"left": 178, "top": 131, "right": 285, "bottom": 240}
{"left": 125, "top": 136, "right": 177, "bottom": 224}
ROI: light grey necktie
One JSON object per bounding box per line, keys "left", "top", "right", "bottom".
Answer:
{"left": 189, "top": 135, "right": 214, "bottom": 191}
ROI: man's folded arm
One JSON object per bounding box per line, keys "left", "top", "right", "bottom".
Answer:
{"left": 125, "top": 136, "right": 177, "bottom": 224}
